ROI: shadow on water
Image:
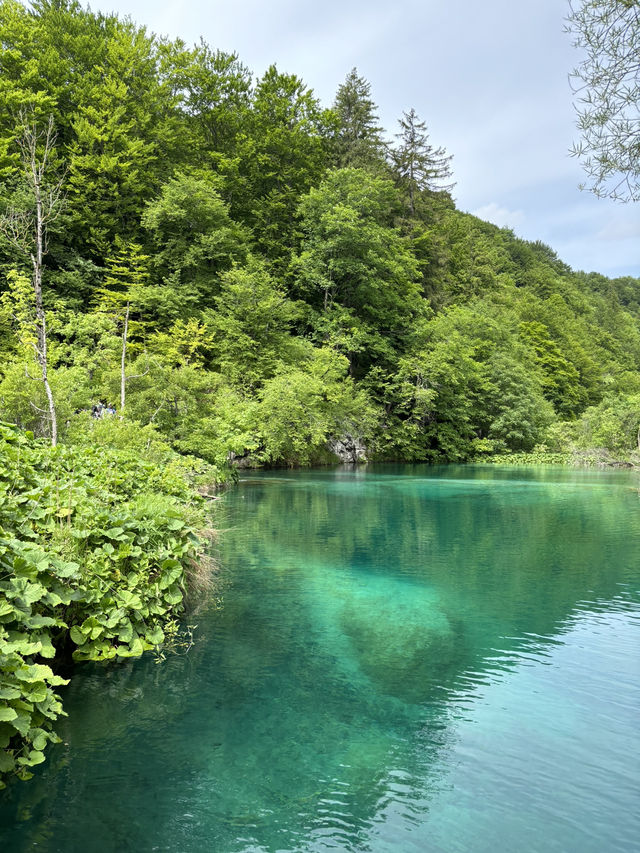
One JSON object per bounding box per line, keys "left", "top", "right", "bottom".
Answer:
{"left": 1, "top": 464, "right": 639, "bottom": 852}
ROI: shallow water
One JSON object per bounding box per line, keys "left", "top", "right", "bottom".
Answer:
{"left": 1, "top": 464, "right": 639, "bottom": 852}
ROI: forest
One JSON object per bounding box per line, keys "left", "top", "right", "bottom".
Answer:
{"left": 0, "top": 0, "right": 639, "bottom": 469}
{"left": 1, "top": 0, "right": 640, "bottom": 787}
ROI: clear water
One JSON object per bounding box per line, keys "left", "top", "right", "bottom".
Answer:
{"left": 1, "top": 464, "right": 639, "bottom": 853}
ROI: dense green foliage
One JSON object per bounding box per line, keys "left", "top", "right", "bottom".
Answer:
{"left": 0, "top": 0, "right": 639, "bottom": 471}
{"left": 0, "top": 420, "right": 211, "bottom": 788}
{"left": 0, "top": 0, "right": 638, "bottom": 794}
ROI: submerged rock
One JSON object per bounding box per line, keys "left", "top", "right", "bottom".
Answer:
{"left": 340, "top": 584, "right": 458, "bottom": 703}
{"left": 303, "top": 562, "right": 463, "bottom": 704}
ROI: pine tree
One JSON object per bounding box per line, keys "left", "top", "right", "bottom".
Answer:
{"left": 391, "top": 108, "right": 454, "bottom": 215}
{"left": 332, "top": 68, "right": 386, "bottom": 169}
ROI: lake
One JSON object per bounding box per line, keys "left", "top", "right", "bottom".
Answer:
{"left": 1, "top": 464, "right": 639, "bottom": 852}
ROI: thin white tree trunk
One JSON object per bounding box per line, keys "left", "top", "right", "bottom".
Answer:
{"left": 31, "top": 154, "right": 57, "bottom": 447}
{"left": 121, "top": 301, "right": 130, "bottom": 413}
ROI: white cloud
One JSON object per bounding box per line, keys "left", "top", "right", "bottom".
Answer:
{"left": 595, "top": 219, "right": 640, "bottom": 242}
{"left": 470, "top": 202, "right": 525, "bottom": 229}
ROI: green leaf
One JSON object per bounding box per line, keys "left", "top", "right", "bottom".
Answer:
{"left": 70, "top": 625, "right": 85, "bottom": 645}
{"left": 11, "top": 710, "right": 32, "bottom": 736}
{"left": 24, "top": 614, "right": 57, "bottom": 629}
{"left": 145, "top": 625, "right": 164, "bottom": 645}
{"left": 5, "top": 639, "right": 42, "bottom": 656}
{"left": 118, "top": 590, "right": 142, "bottom": 610}
{"left": 0, "top": 751, "right": 15, "bottom": 773}
{"left": 163, "top": 586, "right": 183, "bottom": 606}
{"left": 15, "top": 664, "right": 55, "bottom": 684}
{"left": 0, "top": 707, "right": 18, "bottom": 722}
{"left": 0, "top": 687, "right": 21, "bottom": 700}
{"left": 24, "top": 684, "right": 48, "bottom": 704}
{"left": 33, "top": 633, "right": 56, "bottom": 659}
{"left": 158, "top": 565, "right": 183, "bottom": 590}
{"left": 30, "top": 730, "right": 47, "bottom": 751}
{"left": 43, "top": 590, "right": 72, "bottom": 607}
{"left": 54, "top": 561, "right": 80, "bottom": 579}
{"left": 20, "top": 582, "right": 47, "bottom": 605}
{"left": 118, "top": 621, "right": 133, "bottom": 643}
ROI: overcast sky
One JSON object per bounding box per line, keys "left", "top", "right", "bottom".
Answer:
{"left": 96, "top": 0, "right": 640, "bottom": 279}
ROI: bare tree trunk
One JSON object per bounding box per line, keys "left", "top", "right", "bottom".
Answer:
{"left": 36, "top": 313, "right": 57, "bottom": 447}
{"left": 408, "top": 159, "right": 415, "bottom": 217}
{"left": 0, "top": 115, "right": 64, "bottom": 446}
{"left": 121, "top": 301, "right": 129, "bottom": 413}
{"left": 0, "top": 118, "right": 62, "bottom": 447}
{"left": 30, "top": 145, "right": 58, "bottom": 446}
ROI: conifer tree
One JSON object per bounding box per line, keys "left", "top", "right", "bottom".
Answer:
{"left": 332, "top": 68, "right": 386, "bottom": 169}
{"left": 391, "top": 108, "right": 454, "bottom": 215}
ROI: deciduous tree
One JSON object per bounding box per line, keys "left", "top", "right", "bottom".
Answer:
{"left": 99, "top": 239, "right": 151, "bottom": 412}
{"left": 0, "top": 115, "right": 64, "bottom": 445}
{"left": 567, "top": 0, "right": 640, "bottom": 201}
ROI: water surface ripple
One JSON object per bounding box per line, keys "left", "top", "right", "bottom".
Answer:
{"left": 1, "top": 464, "right": 639, "bottom": 852}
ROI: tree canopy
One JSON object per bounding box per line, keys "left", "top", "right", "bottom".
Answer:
{"left": 0, "top": 0, "right": 637, "bottom": 468}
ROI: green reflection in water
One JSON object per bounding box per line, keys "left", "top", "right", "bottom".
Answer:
{"left": 1, "top": 464, "right": 639, "bottom": 852}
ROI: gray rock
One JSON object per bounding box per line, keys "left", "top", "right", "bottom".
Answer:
{"left": 327, "top": 433, "right": 368, "bottom": 464}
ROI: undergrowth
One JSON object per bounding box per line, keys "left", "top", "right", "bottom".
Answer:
{"left": 0, "top": 422, "right": 216, "bottom": 788}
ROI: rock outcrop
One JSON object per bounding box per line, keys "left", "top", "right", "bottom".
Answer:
{"left": 327, "top": 433, "right": 368, "bottom": 464}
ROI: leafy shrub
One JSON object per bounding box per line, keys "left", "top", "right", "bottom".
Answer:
{"left": 480, "top": 449, "right": 571, "bottom": 466}
{"left": 0, "top": 422, "right": 212, "bottom": 788}
{"left": 541, "top": 393, "right": 640, "bottom": 464}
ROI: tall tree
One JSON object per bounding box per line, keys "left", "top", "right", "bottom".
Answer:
{"left": 567, "top": 0, "right": 640, "bottom": 201}
{"left": 294, "top": 168, "right": 421, "bottom": 375}
{"left": 390, "top": 108, "right": 454, "bottom": 215}
{"left": 65, "top": 20, "right": 168, "bottom": 258}
{"left": 0, "top": 115, "right": 64, "bottom": 445}
{"left": 141, "top": 173, "right": 249, "bottom": 315}
{"left": 162, "top": 40, "right": 252, "bottom": 157}
{"left": 0, "top": 1, "right": 182, "bottom": 263}
{"left": 232, "top": 65, "right": 332, "bottom": 262}
{"left": 332, "top": 68, "right": 386, "bottom": 169}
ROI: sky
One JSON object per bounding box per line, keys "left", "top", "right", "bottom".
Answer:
{"left": 96, "top": 0, "right": 640, "bottom": 279}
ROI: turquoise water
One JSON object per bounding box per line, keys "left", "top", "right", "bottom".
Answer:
{"left": 1, "top": 464, "right": 639, "bottom": 852}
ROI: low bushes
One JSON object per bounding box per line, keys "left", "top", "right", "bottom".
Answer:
{"left": 0, "top": 422, "right": 214, "bottom": 787}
